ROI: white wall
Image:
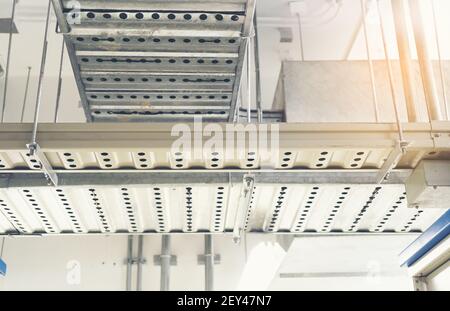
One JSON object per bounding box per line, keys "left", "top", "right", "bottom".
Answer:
{"left": 0, "top": 234, "right": 271, "bottom": 291}
{"left": 270, "top": 235, "right": 416, "bottom": 291}
{"left": 0, "top": 234, "right": 418, "bottom": 291}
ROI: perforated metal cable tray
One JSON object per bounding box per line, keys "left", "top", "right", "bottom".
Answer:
{"left": 51, "top": 0, "right": 256, "bottom": 122}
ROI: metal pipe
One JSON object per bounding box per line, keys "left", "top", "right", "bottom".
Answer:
{"left": 391, "top": 0, "right": 418, "bottom": 122}
{"left": 409, "top": 0, "right": 443, "bottom": 121}
{"left": 20, "top": 67, "right": 32, "bottom": 123}
{"left": 136, "top": 235, "right": 144, "bottom": 291}
{"left": 160, "top": 235, "right": 171, "bottom": 291}
{"left": 126, "top": 235, "right": 133, "bottom": 291}
{"left": 360, "top": 0, "right": 380, "bottom": 122}
{"left": 253, "top": 15, "right": 263, "bottom": 123}
{"left": 296, "top": 13, "right": 305, "bottom": 61}
{"left": 54, "top": 39, "right": 65, "bottom": 123}
{"left": 431, "top": 0, "right": 449, "bottom": 120}
{"left": 376, "top": 0, "right": 405, "bottom": 144}
{"left": 205, "top": 235, "right": 214, "bottom": 291}
{"left": 1, "top": 0, "right": 17, "bottom": 123}
{"left": 246, "top": 38, "right": 252, "bottom": 124}
{"left": 31, "top": 0, "right": 52, "bottom": 145}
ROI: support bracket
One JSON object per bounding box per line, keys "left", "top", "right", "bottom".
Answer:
{"left": 376, "top": 141, "right": 409, "bottom": 184}
{"left": 153, "top": 255, "right": 177, "bottom": 266}
{"left": 233, "top": 174, "right": 255, "bottom": 244}
{"left": 197, "top": 254, "right": 221, "bottom": 265}
{"left": 26, "top": 143, "right": 58, "bottom": 186}
{"left": 125, "top": 258, "right": 147, "bottom": 265}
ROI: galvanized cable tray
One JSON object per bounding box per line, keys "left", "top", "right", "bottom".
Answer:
{"left": 0, "top": 122, "right": 448, "bottom": 236}
{"left": 236, "top": 108, "right": 284, "bottom": 123}
{"left": 0, "top": 122, "right": 449, "bottom": 171}
{"left": 0, "top": 172, "right": 445, "bottom": 236}
{"left": 51, "top": 0, "right": 256, "bottom": 122}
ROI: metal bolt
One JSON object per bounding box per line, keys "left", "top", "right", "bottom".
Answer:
{"left": 233, "top": 236, "right": 241, "bottom": 245}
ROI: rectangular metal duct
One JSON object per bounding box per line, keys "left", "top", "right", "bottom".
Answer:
{"left": 406, "top": 160, "right": 450, "bottom": 209}
{"left": 274, "top": 61, "right": 450, "bottom": 123}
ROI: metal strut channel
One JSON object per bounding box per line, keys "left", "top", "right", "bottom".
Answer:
{"left": 51, "top": 0, "right": 257, "bottom": 123}
{"left": 233, "top": 174, "right": 255, "bottom": 243}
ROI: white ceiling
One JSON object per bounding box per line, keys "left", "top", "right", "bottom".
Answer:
{"left": 0, "top": 0, "right": 449, "bottom": 122}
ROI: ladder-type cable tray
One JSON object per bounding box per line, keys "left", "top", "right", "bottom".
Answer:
{"left": 51, "top": 0, "right": 256, "bottom": 122}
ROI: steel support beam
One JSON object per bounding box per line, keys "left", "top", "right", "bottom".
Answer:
{"left": 0, "top": 170, "right": 412, "bottom": 189}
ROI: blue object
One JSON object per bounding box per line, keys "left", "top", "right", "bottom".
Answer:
{"left": 0, "top": 258, "right": 6, "bottom": 276}
{"left": 399, "top": 209, "right": 450, "bottom": 267}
